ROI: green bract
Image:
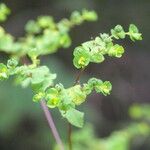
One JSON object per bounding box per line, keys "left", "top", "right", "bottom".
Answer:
{"left": 108, "top": 44, "right": 124, "bottom": 58}
{"left": 129, "top": 24, "right": 142, "bottom": 41}
{"left": 67, "top": 85, "right": 87, "bottom": 105}
{"left": 33, "top": 92, "right": 45, "bottom": 102}
{"left": 82, "top": 9, "right": 98, "bottom": 21}
{"left": 25, "top": 20, "right": 41, "bottom": 34}
{"left": 46, "top": 88, "right": 60, "bottom": 108}
{"left": 37, "top": 16, "right": 56, "bottom": 29}
{"left": 111, "top": 25, "right": 126, "bottom": 39}
{"left": 7, "top": 58, "right": 18, "bottom": 68}
{"left": 73, "top": 46, "right": 90, "bottom": 69}
{"left": 95, "top": 81, "right": 112, "bottom": 96}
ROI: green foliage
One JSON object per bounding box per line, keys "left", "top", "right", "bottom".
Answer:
{"left": 0, "top": 4, "right": 142, "bottom": 128}
{"left": 65, "top": 108, "right": 84, "bottom": 128}
{"left": 129, "top": 104, "right": 150, "bottom": 120}
{"left": 0, "top": 3, "right": 10, "bottom": 22}
{"left": 54, "top": 104, "right": 150, "bottom": 150}
{"left": 0, "top": 63, "right": 9, "bottom": 80}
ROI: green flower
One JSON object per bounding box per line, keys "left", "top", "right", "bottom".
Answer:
{"left": 82, "top": 9, "right": 98, "bottom": 21}
{"left": 70, "top": 11, "right": 83, "bottom": 25}
{"left": 67, "top": 85, "right": 87, "bottom": 105}
{"left": 128, "top": 24, "right": 142, "bottom": 41}
{"left": 73, "top": 46, "right": 90, "bottom": 69}
{"left": 111, "top": 25, "right": 126, "bottom": 39}
{"left": 100, "top": 33, "right": 112, "bottom": 43}
{"left": 46, "top": 88, "right": 60, "bottom": 108}
{"left": 90, "top": 49, "right": 105, "bottom": 63}
{"left": 37, "top": 16, "right": 55, "bottom": 29}
{"left": 108, "top": 44, "right": 124, "bottom": 58}
{"left": 0, "top": 63, "right": 9, "bottom": 80}
{"left": 33, "top": 92, "right": 45, "bottom": 102}
{"left": 7, "top": 58, "right": 18, "bottom": 68}
{"left": 95, "top": 81, "right": 112, "bottom": 96}
{"left": 0, "top": 3, "right": 10, "bottom": 22}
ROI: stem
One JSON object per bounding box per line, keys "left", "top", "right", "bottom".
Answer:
{"left": 68, "top": 67, "right": 86, "bottom": 150}
{"left": 40, "top": 100, "right": 64, "bottom": 150}
{"left": 68, "top": 123, "right": 72, "bottom": 150}
{"left": 74, "top": 68, "right": 85, "bottom": 85}
{"left": 21, "top": 57, "right": 64, "bottom": 149}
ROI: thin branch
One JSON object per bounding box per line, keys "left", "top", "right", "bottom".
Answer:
{"left": 40, "top": 100, "right": 64, "bottom": 150}
{"left": 68, "top": 67, "right": 86, "bottom": 150}
{"left": 21, "top": 57, "right": 64, "bottom": 150}
{"left": 68, "top": 123, "right": 72, "bottom": 150}
{"left": 74, "top": 67, "right": 85, "bottom": 85}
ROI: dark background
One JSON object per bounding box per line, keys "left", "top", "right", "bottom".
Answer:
{"left": 0, "top": 0, "right": 150, "bottom": 149}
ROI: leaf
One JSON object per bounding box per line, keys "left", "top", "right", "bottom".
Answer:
{"left": 31, "top": 66, "right": 49, "bottom": 84}
{"left": 65, "top": 108, "right": 84, "bottom": 128}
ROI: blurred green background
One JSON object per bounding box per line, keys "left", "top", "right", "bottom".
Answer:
{"left": 0, "top": 0, "right": 150, "bottom": 149}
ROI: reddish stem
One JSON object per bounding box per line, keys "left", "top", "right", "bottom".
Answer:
{"left": 40, "top": 100, "right": 64, "bottom": 150}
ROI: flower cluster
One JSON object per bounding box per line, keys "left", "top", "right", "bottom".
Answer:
{"left": 73, "top": 24, "right": 142, "bottom": 69}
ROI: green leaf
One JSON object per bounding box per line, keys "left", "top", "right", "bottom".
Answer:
{"left": 65, "top": 108, "right": 84, "bottom": 128}
{"left": 129, "top": 24, "right": 142, "bottom": 41}
{"left": 73, "top": 46, "right": 90, "bottom": 69}
{"left": 31, "top": 66, "right": 49, "bottom": 84}
{"left": 0, "top": 34, "right": 14, "bottom": 51}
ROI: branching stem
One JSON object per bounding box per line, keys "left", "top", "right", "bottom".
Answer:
{"left": 68, "top": 67, "right": 86, "bottom": 150}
